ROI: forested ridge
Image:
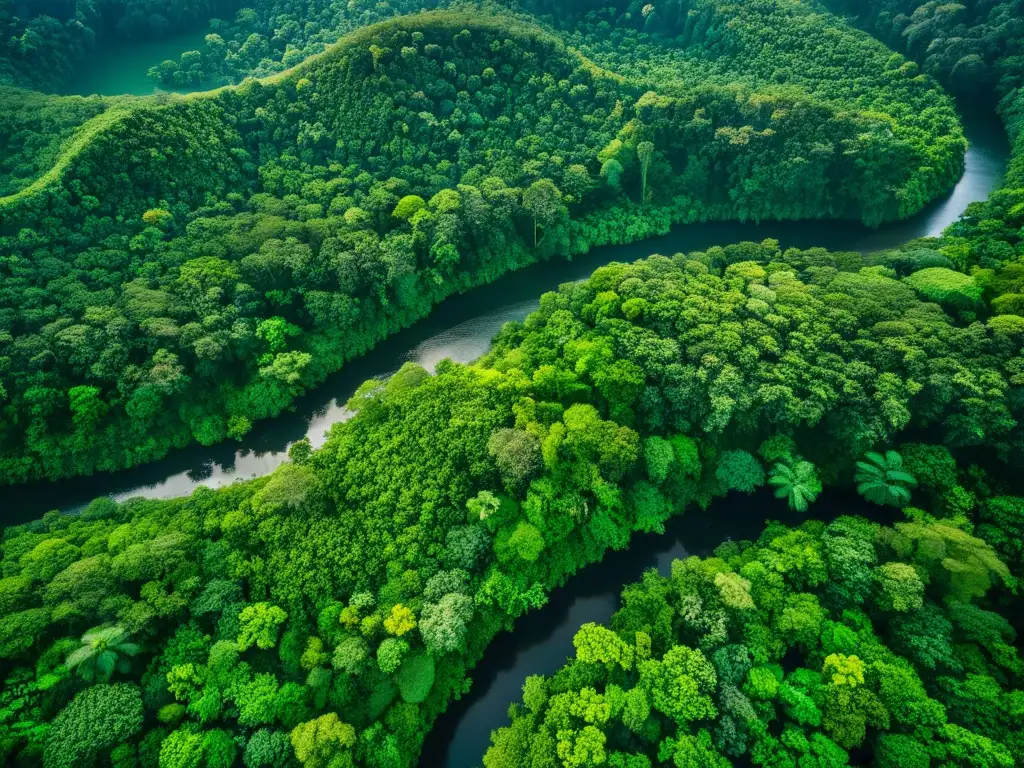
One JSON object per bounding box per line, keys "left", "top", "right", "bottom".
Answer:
{"left": 3, "top": 0, "right": 1024, "bottom": 767}
{"left": 0, "top": 88, "right": 130, "bottom": 198}
{"left": 524, "top": 0, "right": 968, "bottom": 218}
{"left": 820, "top": 0, "right": 1024, "bottom": 100}
{"left": 0, "top": 4, "right": 968, "bottom": 485}
{"left": 820, "top": 0, "right": 1024, "bottom": 188}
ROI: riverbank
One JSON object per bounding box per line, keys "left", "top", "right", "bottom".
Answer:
{"left": 4, "top": 106, "right": 1007, "bottom": 524}
{"left": 420, "top": 487, "right": 900, "bottom": 766}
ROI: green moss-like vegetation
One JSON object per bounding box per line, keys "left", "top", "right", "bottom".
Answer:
{"left": 904, "top": 266, "right": 983, "bottom": 309}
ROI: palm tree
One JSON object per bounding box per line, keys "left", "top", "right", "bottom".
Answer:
{"left": 768, "top": 459, "right": 821, "bottom": 513}
{"left": 65, "top": 625, "right": 141, "bottom": 682}
{"left": 855, "top": 450, "right": 917, "bottom": 507}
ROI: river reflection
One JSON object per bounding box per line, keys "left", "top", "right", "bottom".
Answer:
{"left": 3, "top": 110, "right": 1008, "bottom": 523}
{"left": 420, "top": 488, "right": 897, "bottom": 767}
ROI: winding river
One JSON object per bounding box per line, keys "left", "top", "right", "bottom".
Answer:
{"left": 420, "top": 489, "right": 898, "bottom": 767}
{"left": 1, "top": 89, "right": 1010, "bottom": 766}
{"left": 6, "top": 108, "right": 1008, "bottom": 523}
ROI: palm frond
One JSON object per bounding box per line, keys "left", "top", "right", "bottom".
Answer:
{"left": 81, "top": 626, "right": 105, "bottom": 643}
{"left": 884, "top": 450, "right": 903, "bottom": 468}
{"left": 855, "top": 461, "right": 883, "bottom": 478}
{"left": 96, "top": 650, "right": 116, "bottom": 680}
{"left": 118, "top": 642, "right": 142, "bottom": 657}
{"left": 65, "top": 645, "right": 92, "bottom": 669}
{"left": 886, "top": 470, "right": 917, "bottom": 486}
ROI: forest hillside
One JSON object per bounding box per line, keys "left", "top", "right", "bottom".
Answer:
{"left": 1, "top": 1, "right": 1024, "bottom": 767}
{"left": 0, "top": 5, "right": 968, "bottom": 484}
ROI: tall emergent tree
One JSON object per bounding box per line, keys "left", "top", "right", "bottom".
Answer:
{"left": 522, "top": 179, "right": 564, "bottom": 246}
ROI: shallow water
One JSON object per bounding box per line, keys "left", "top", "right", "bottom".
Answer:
{"left": 60, "top": 26, "right": 213, "bottom": 97}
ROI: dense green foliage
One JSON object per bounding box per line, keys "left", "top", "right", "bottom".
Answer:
{"left": 0, "top": 0, "right": 238, "bottom": 90}
{"left": 0, "top": 88, "right": 128, "bottom": 197}
{"left": 146, "top": 0, "right": 436, "bottom": 87}
{"left": 4, "top": 247, "right": 1024, "bottom": 766}
{"left": 472, "top": 5, "right": 1024, "bottom": 760}
{"left": 822, "top": 0, "right": 1024, "bottom": 196}
{"left": 484, "top": 515, "right": 1021, "bottom": 768}
{"left": 532, "top": 0, "right": 967, "bottom": 219}
{"left": 822, "top": 0, "right": 1024, "bottom": 99}
{"left": 140, "top": 0, "right": 971, "bottom": 229}
{"left": 140, "top": 0, "right": 971, "bottom": 224}
{"left": 0, "top": 5, "right": 967, "bottom": 484}
{"left": 4, "top": 1, "right": 1024, "bottom": 766}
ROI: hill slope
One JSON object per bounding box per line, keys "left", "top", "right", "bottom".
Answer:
{"left": 0, "top": 7, "right": 968, "bottom": 484}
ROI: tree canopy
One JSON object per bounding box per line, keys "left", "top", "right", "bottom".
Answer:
{"left": 0, "top": 4, "right": 968, "bottom": 484}
{"left": 2, "top": 0, "right": 1024, "bottom": 766}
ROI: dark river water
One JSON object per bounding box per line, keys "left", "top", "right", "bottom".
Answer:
{"left": 6, "top": 109, "right": 1007, "bottom": 523}
{"left": 0, "top": 102, "right": 1008, "bottom": 767}
{"left": 420, "top": 488, "right": 897, "bottom": 767}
